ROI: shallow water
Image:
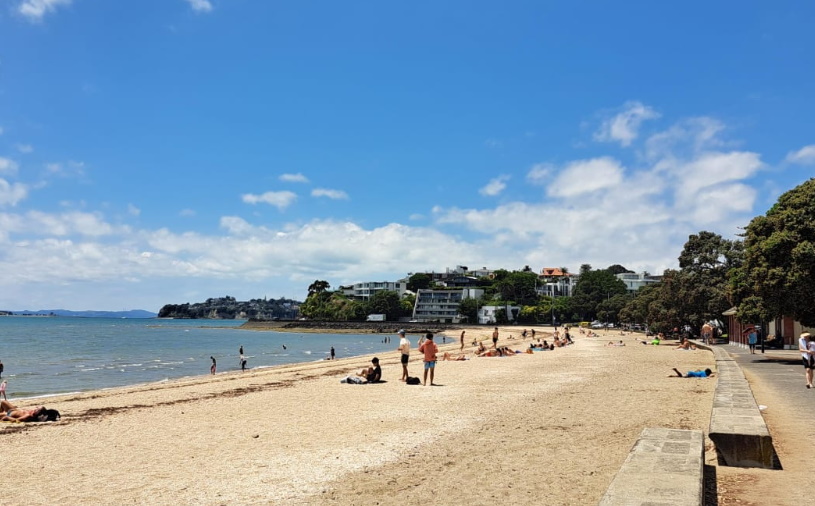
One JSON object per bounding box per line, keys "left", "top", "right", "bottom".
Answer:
{"left": 0, "top": 317, "right": 398, "bottom": 398}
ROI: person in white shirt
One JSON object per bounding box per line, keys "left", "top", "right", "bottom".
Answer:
{"left": 397, "top": 329, "right": 410, "bottom": 382}
{"left": 799, "top": 332, "right": 814, "bottom": 389}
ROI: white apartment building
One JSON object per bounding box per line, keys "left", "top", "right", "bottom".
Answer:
{"left": 616, "top": 272, "right": 661, "bottom": 293}
{"left": 339, "top": 280, "right": 408, "bottom": 300}
{"left": 412, "top": 288, "right": 484, "bottom": 323}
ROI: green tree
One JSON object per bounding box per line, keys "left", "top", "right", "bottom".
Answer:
{"left": 494, "top": 270, "right": 538, "bottom": 305}
{"left": 606, "top": 264, "right": 632, "bottom": 275}
{"left": 673, "top": 231, "right": 743, "bottom": 333}
{"left": 737, "top": 178, "right": 815, "bottom": 326}
{"left": 457, "top": 297, "right": 480, "bottom": 323}
{"left": 307, "top": 280, "right": 331, "bottom": 297}
{"left": 366, "top": 290, "right": 402, "bottom": 320}
{"left": 407, "top": 273, "right": 432, "bottom": 292}
{"left": 571, "top": 268, "right": 627, "bottom": 320}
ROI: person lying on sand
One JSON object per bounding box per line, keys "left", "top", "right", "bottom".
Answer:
{"left": 442, "top": 352, "right": 468, "bottom": 361}
{"left": 671, "top": 368, "right": 714, "bottom": 378}
{"left": 1, "top": 400, "right": 60, "bottom": 422}
{"left": 675, "top": 339, "right": 697, "bottom": 351}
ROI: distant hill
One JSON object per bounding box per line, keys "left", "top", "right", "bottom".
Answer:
{"left": 158, "top": 295, "right": 301, "bottom": 319}
{"left": 8, "top": 309, "right": 158, "bottom": 318}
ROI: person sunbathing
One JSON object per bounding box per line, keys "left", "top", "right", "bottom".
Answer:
{"left": 675, "top": 339, "right": 697, "bottom": 350}
{"left": 1, "top": 400, "right": 60, "bottom": 422}
{"left": 442, "top": 352, "right": 468, "bottom": 361}
{"left": 671, "top": 368, "right": 714, "bottom": 378}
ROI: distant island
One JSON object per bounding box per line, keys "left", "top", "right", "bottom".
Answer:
{"left": 157, "top": 296, "right": 301, "bottom": 319}
{"left": 2, "top": 309, "right": 158, "bottom": 318}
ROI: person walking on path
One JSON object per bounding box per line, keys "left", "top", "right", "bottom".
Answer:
{"left": 210, "top": 356, "right": 217, "bottom": 375}
{"left": 799, "top": 332, "right": 814, "bottom": 389}
{"left": 418, "top": 332, "right": 439, "bottom": 386}
{"left": 742, "top": 326, "right": 758, "bottom": 354}
{"left": 397, "top": 330, "right": 410, "bottom": 382}
{"left": 492, "top": 327, "right": 499, "bottom": 349}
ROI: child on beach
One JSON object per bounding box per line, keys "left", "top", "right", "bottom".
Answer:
{"left": 671, "top": 368, "right": 713, "bottom": 378}
{"left": 418, "top": 333, "right": 439, "bottom": 386}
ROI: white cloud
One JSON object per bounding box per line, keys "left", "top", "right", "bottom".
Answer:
{"left": 785, "top": 145, "right": 815, "bottom": 165}
{"left": 184, "top": 0, "right": 213, "bottom": 13}
{"left": 17, "top": 0, "right": 72, "bottom": 22}
{"left": 548, "top": 157, "right": 624, "bottom": 197}
{"left": 0, "top": 179, "right": 28, "bottom": 207}
{"left": 0, "top": 158, "right": 19, "bottom": 175}
{"left": 241, "top": 191, "right": 297, "bottom": 210}
{"left": 594, "top": 101, "right": 660, "bottom": 147}
{"left": 311, "top": 188, "right": 349, "bottom": 200}
{"left": 44, "top": 160, "right": 86, "bottom": 178}
{"left": 479, "top": 176, "right": 510, "bottom": 196}
{"left": 16, "top": 144, "right": 34, "bottom": 154}
{"left": 128, "top": 204, "right": 141, "bottom": 217}
{"left": 179, "top": 208, "right": 196, "bottom": 217}
{"left": 280, "top": 173, "right": 309, "bottom": 183}
{"left": 645, "top": 117, "right": 726, "bottom": 160}
{"left": 526, "top": 163, "right": 553, "bottom": 185}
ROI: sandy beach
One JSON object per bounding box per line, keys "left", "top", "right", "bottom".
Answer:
{"left": 3, "top": 326, "right": 716, "bottom": 505}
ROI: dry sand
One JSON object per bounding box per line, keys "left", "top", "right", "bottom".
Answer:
{"left": 2, "top": 327, "right": 716, "bottom": 505}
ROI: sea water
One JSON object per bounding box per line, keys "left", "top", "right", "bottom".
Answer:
{"left": 0, "top": 317, "right": 400, "bottom": 399}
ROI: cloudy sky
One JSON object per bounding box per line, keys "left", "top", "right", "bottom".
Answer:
{"left": 0, "top": 0, "right": 813, "bottom": 312}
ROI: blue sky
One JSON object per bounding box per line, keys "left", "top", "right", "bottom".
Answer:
{"left": 1, "top": 0, "right": 813, "bottom": 312}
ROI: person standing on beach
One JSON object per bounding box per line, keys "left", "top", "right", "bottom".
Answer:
{"left": 0, "top": 360, "right": 4, "bottom": 378}
{"left": 492, "top": 327, "right": 499, "bottom": 348}
{"left": 210, "top": 356, "right": 216, "bottom": 375}
{"left": 0, "top": 380, "right": 7, "bottom": 400}
{"left": 330, "top": 346, "right": 335, "bottom": 360}
{"left": 241, "top": 357, "right": 247, "bottom": 372}
{"left": 418, "top": 332, "right": 439, "bottom": 386}
{"left": 397, "top": 330, "right": 410, "bottom": 381}
{"left": 460, "top": 330, "right": 465, "bottom": 351}
{"left": 799, "top": 332, "right": 813, "bottom": 389}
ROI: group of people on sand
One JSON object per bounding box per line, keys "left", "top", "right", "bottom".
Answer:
{"left": 347, "top": 329, "right": 441, "bottom": 386}
{"left": 346, "top": 326, "right": 575, "bottom": 386}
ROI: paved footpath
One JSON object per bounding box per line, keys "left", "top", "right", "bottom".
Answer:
{"left": 716, "top": 342, "right": 812, "bottom": 503}
{"left": 720, "top": 343, "right": 815, "bottom": 409}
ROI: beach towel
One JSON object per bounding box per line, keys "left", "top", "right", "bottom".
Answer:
{"left": 340, "top": 376, "right": 366, "bottom": 384}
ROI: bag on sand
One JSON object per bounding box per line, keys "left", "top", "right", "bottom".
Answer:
{"left": 406, "top": 376, "right": 421, "bottom": 385}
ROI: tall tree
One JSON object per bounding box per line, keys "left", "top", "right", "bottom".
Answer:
{"left": 673, "top": 231, "right": 743, "bottom": 332}
{"left": 571, "top": 268, "right": 627, "bottom": 320}
{"left": 407, "top": 273, "right": 431, "bottom": 292}
{"left": 307, "top": 280, "right": 331, "bottom": 297}
{"left": 738, "top": 178, "right": 815, "bottom": 326}
{"left": 494, "top": 271, "right": 539, "bottom": 305}
{"left": 366, "top": 290, "right": 402, "bottom": 320}
{"left": 606, "top": 264, "right": 632, "bottom": 275}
